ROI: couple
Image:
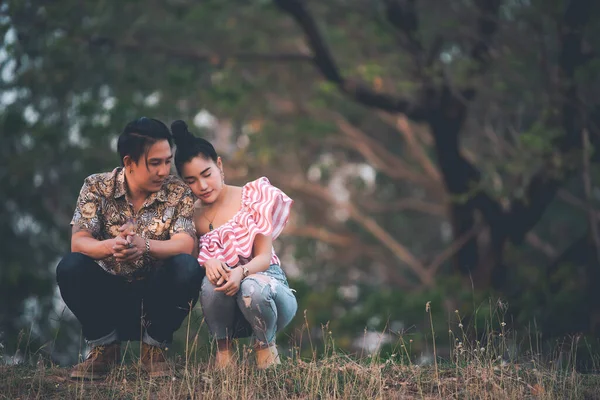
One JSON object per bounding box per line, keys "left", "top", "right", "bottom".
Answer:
{"left": 56, "top": 117, "right": 297, "bottom": 380}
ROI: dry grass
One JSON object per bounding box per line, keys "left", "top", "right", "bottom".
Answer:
{"left": 1, "top": 352, "right": 599, "bottom": 399}
{"left": 2, "top": 301, "right": 600, "bottom": 399}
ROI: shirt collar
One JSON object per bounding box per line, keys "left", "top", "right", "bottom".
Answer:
{"left": 113, "top": 167, "right": 168, "bottom": 204}
{"left": 114, "top": 167, "right": 127, "bottom": 199}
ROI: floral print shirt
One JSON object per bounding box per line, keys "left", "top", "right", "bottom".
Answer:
{"left": 71, "top": 167, "right": 196, "bottom": 279}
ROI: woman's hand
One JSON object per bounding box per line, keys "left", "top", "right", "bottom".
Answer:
{"left": 203, "top": 258, "right": 230, "bottom": 286}
{"left": 214, "top": 267, "right": 244, "bottom": 296}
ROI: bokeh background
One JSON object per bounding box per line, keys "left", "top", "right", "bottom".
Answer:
{"left": 2, "top": 0, "right": 600, "bottom": 368}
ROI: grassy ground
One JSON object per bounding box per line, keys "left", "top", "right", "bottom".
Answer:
{"left": 4, "top": 303, "right": 600, "bottom": 399}
{"left": 2, "top": 350, "right": 600, "bottom": 399}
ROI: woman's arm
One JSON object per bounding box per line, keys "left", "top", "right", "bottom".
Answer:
{"left": 239, "top": 233, "right": 273, "bottom": 274}
{"left": 214, "top": 233, "right": 272, "bottom": 296}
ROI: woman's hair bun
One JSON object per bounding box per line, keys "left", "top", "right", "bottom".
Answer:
{"left": 171, "top": 120, "right": 194, "bottom": 146}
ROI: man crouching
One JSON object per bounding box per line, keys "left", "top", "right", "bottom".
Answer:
{"left": 56, "top": 117, "right": 204, "bottom": 380}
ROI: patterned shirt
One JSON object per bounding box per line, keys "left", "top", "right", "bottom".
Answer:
{"left": 71, "top": 167, "right": 196, "bottom": 279}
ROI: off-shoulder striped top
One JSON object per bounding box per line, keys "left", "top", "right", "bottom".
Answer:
{"left": 197, "top": 177, "right": 293, "bottom": 267}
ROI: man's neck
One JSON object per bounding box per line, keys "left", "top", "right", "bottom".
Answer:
{"left": 124, "top": 173, "right": 149, "bottom": 205}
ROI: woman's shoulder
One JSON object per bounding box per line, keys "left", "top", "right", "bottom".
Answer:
{"left": 241, "top": 176, "right": 285, "bottom": 200}
{"left": 243, "top": 176, "right": 273, "bottom": 189}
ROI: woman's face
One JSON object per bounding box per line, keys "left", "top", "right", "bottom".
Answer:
{"left": 180, "top": 155, "right": 224, "bottom": 204}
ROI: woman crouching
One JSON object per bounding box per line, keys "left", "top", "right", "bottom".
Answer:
{"left": 171, "top": 120, "right": 297, "bottom": 369}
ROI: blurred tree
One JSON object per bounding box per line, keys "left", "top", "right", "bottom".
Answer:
{"left": 2, "top": 0, "right": 600, "bottom": 364}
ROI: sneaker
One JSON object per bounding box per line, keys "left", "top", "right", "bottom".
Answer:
{"left": 70, "top": 342, "right": 121, "bottom": 380}
{"left": 140, "top": 343, "right": 171, "bottom": 378}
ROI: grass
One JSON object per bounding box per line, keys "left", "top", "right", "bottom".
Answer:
{"left": 2, "top": 301, "right": 600, "bottom": 399}
{"left": 2, "top": 351, "right": 600, "bottom": 399}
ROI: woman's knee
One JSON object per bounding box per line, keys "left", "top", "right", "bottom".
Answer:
{"left": 276, "top": 290, "right": 298, "bottom": 331}
{"left": 200, "top": 276, "right": 230, "bottom": 306}
{"left": 238, "top": 277, "right": 273, "bottom": 310}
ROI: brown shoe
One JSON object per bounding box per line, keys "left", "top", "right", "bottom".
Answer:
{"left": 140, "top": 343, "right": 171, "bottom": 378}
{"left": 70, "top": 342, "right": 121, "bottom": 380}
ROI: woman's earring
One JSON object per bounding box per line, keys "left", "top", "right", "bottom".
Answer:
{"left": 221, "top": 171, "right": 225, "bottom": 184}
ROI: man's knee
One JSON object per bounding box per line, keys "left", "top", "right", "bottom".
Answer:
{"left": 56, "top": 252, "right": 93, "bottom": 283}
{"left": 168, "top": 254, "right": 204, "bottom": 287}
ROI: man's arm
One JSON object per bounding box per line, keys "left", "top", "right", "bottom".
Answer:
{"left": 70, "top": 176, "right": 117, "bottom": 259}
{"left": 71, "top": 225, "right": 117, "bottom": 260}
{"left": 147, "top": 232, "right": 195, "bottom": 259}
{"left": 114, "top": 229, "right": 196, "bottom": 262}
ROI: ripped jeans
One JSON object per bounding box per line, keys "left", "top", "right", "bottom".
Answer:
{"left": 200, "top": 264, "right": 297, "bottom": 348}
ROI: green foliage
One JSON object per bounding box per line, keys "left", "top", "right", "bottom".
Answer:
{"left": 2, "top": 0, "right": 600, "bottom": 371}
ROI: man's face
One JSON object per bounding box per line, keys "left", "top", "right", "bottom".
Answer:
{"left": 129, "top": 139, "right": 172, "bottom": 194}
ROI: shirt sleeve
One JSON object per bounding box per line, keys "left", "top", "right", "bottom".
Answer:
{"left": 242, "top": 177, "right": 293, "bottom": 241}
{"left": 70, "top": 177, "right": 102, "bottom": 237}
{"left": 169, "top": 186, "right": 197, "bottom": 238}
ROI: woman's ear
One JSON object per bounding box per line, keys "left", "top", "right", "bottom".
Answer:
{"left": 217, "top": 156, "right": 223, "bottom": 170}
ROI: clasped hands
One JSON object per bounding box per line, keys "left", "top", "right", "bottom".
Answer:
{"left": 204, "top": 258, "right": 244, "bottom": 297}
{"left": 109, "top": 223, "right": 145, "bottom": 263}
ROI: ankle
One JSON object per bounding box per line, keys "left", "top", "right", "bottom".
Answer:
{"left": 215, "top": 348, "right": 235, "bottom": 369}
{"left": 255, "top": 344, "right": 280, "bottom": 369}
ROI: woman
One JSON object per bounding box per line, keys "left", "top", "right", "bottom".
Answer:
{"left": 171, "top": 120, "right": 297, "bottom": 369}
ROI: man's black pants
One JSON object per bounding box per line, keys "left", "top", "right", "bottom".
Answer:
{"left": 56, "top": 252, "right": 204, "bottom": 344}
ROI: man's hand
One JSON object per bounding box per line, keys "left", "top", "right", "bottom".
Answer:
{"left": 214, "top": 267, "right": 244, "bottom": 296}
{"left": 112, "top": 234, "right": 145, "bottom": 263}
{"left": 203, "top": 258, "right": 230, "bottom": 286}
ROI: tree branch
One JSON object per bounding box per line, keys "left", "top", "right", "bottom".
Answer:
{"left": 469, "top": 0, "right": 502, "bottom": 71}
{"left": 359, "top": 198, "right": 446, "bottom": 216}
{"left": 503, "top": 0, "right": 593, "bottom": 243}
{"left": 284, "top": 224, "right": 355, "bottom": 247}
{"left": 558, "top": 189, "right": 600, "bottom": 221}
{"left": 581, "top": 128, "right": 600, "bottom": 262}
{"left": 82, "top": 35, "right": 313, "bottom": 64}
{"left": 379, "top": 112, "right": 442, "bottom": 182}
{"left": 384, "top": 0, "right": 423, "bottom": 66}
{"left": 325, "top": 112, "right": 442, "bottom": 192}
{"left": 525, "top": 232, "right": 557, "bottom": 258}
{"left": 426, "top": 225, "right": 485, "bottom": 279}
{"left": 273, "top": 0, "right": 428, "bottom": 120}
{"left": 274, "top": 172, "right": 432, "bottom": 285}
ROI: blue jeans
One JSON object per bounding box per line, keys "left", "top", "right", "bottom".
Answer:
{"left": 200, "top": 264, "right": 297, "bottom": 347}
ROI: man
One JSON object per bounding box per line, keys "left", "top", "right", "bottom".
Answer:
{"left": 56, "top": 117, "right": 204, "bottom": 379}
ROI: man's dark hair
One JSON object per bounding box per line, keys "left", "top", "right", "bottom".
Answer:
{"left": 171, "top": 120, "right": 218, "bottom": 176}
{"left": 117, "top": 117, "right": 173, "bottom": 167}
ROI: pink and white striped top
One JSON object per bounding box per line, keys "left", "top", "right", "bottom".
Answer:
{"left": 197, "top": 177, "right": 293, "bottom": 267}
